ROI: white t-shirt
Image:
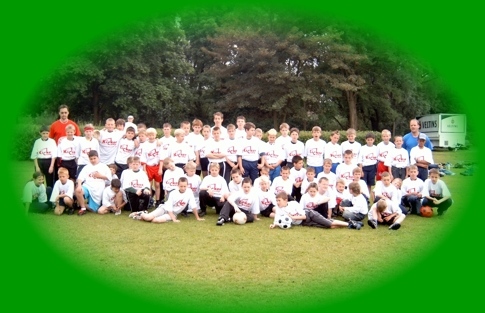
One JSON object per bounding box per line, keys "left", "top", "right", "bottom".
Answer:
{"left": 229, "top": 190, "right": 259, "bottom": 214}
{"left": 78, "top": 162, "right": 112, "bottom": 205}
{"left": 341, "top": 140, "right": 361, "bottom": 163}
{"left": 317, "top": 171, "right": 337, "bottom": 190}
{"left": 31, "top": 138, "right": 57, "bottom": 160}
{"left": 200, "top": 175, "right": 229, "bottom": 198}
{"left": 162, "top": 167, "right": 185, "bottom": 192}
{"left": 304, "top": 138, "right": 326, "bottom": 167}
{"left": 77, "top": 137, "right": 99, "bottom": 166}
{"left": 324, "top": 142, "right": 342, "bottom": 163}
{"left": 335, "top": 163, "right": 355, "bottom": 186}
{"left": 270, "top": 177, "right": 293, "bottom": 195}
{"left": 98, "top": 129, "right": 124, "bottom": 164}
{"left": 377, "top": 141, "right": 395, "bottom": 163}
{"left": 165, "top": 189, "right": 197, "bottom": 215}
{"left": 57, "top": 136, "right": 80, "bottom": 161}
{"left": 258, "top": 189, "right": 276, "bottom": 211}
{"left": 346, "top": 194, "right": 369, "bottom": 215}
{"left": 50, "top": 179, "right": 75, "bottom": 202}
{"left": 422, "top": 179, "right": 451, "bottom": 198}
{"left": 358, "top": 145, "right": 378, "bottom": 166}
{"left": 401, "top": 177, "right": 424, "bottom": 195}
{"left": 278, "top": 201, "right": 305, "bottom": 225}
{"left": 120, "top": 169, "right": 151, "bottom": 191}
{"left": 101, "top": 186, "right": 127, "bottom": 207}
{"left": 410, "top": 146, "right": 434, "bottom": 166}
{"left": 185, "top": 174, "right": 201, "bottom": 208}
{"left": 114, "top": 137, "right": 136, "bottom": 164}
{"left": 284, "top": 140, "right": 305, "bottom": 163}
{"left": 385, "top": 147, "right": 410, "bottom": 169}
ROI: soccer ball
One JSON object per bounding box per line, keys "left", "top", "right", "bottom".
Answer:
{"left": 276, "top": 213, "right": 292, "bottom": 229}
{"left": 420, "top": 206, "right": 433, "bottom": 218}
{"left": 233, "top": 211, "right": 247, "bottom": 225}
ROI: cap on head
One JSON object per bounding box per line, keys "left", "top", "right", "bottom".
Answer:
{"left": 418, "top": 133, "right": 426, "bottom": 140}
{"left": 127, "top": 115, "right": 134, "bottom": 120}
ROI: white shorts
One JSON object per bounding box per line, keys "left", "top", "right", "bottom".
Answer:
{"left": 150, "top": 205, "right": 173, "bottom": 221}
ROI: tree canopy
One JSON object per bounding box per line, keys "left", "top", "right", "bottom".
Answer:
{"left": 30, "top": 5, "right": 459, "bottom": 134}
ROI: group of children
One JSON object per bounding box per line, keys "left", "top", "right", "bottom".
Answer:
{"left": 24, "top": 112, "right": 453, "bottom": 231}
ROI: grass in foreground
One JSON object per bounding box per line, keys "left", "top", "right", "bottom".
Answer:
{"left": 13, "top": 149, "right": 478, "bottom": 311}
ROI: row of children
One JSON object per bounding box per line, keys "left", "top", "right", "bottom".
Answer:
{"left": 24, "top": 146, "right": 452, "bottom": 233}
{"left": 32, "top": 116, "right": 431, "bottom": 208}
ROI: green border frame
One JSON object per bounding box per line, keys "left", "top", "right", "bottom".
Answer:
{"left": 2, "top": 1, "right": 482, "bottom": 312}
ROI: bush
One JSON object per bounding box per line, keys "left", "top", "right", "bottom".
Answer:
{"left": 261, "top": 130, "right": 383, "bottom": 144}
{"left": 12, "top": 113, "right": 58, "bottom": 161}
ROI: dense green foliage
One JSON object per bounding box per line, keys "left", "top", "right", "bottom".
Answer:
{"left": 26, "top": 5, "right": 459, "bottom": 135}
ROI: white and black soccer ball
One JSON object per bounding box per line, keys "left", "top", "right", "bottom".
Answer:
{"left": 233, "top": 211, "right": 247, "bottom": 225}
{"left": 276, "top": 213, "right": 292, "bottom": 229}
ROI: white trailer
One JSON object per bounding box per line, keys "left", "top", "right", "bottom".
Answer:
{"left": 418, "top": 113, "right": 467, "bottom": 148}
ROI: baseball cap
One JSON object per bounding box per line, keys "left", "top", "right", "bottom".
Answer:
{"left": 127, "top": 115, "right": 134, "bottom": 119}
{"left": 418, "top": 133, "right": 426, "bottom": 140}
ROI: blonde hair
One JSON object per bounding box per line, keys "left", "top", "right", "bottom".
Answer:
{"left": 267, "top": 128, "right": 277, "bottom": 136}
{"left": 57, "top": 167, "right": 69, "bottom": 176}
{"left": 185, "top": 161, "right": 197, "bottom": 170}
{"left": 146, "top": 127, "right": 157, "bottom": 135}
{"left": 174, "top": 129, "right": 185, "bottom": 137}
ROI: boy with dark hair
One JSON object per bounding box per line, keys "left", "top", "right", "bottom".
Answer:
{"left": 98, "top": 178, "right": 127, "bottom": 215}
{"left": 421, "top": 168, "right": 453, "bottom": 216}
{"left": 121, "top": 156, "right": 152, "bottom": 213}
{"left": 75, "top": 150, "right": 112, "bottom": 215}
{"left": 290, "top": 155, "right": 306, "bottom": 202}
{"left": 31, "top": 125, "right": 57, "bottom": 188}
{"left": 216, "top": 177, "right": 258, "bottom": 225}
{"left": 358, "top": 132, "right": 378, "bottom": 203}
{"left": 269, "top": 191, "right": 362, "bottom": 230}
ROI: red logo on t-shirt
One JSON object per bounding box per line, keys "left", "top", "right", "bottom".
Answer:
{"left": 308, "top": 148, "right": 322, "bottom": 156}
{"left": 39, "top": 148, "right": 51, "bottom": 156}
{"left": 120, "top": 144, "right": 133, "bottom": 153}
{"left": 130, "top": 179, "right": 144, "bottom": 189}
{"left": 394, "top": 154, "right": 407, "bottom": 162}
{"left": 62, "top": 147, "right": 76, "bottom": 156}
{"left": 166, "top": 178, "right": 178, "bottom": 187}
{"left": 227, "top": 146, "right": 237, "bottom": 154}
{"left": 101, "top": 138, "right": 117, "bottom": 146}
{"left": 242, "top": 146, "right": 256, "bottom": 154}
{"left": 173, "top": 150, "right": 187, "bottom": 158}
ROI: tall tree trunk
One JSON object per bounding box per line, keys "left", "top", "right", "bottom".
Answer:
{"left": 346, "top": 90, "right": 358, "bottom": 129}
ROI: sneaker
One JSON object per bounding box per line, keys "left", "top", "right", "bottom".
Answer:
{"left": 216, "top": 217, "right": 225, "bottom": 226}
{"left": 367, "top": 219, "right": 377, "bottom": 229}
{"left": 348, "top": 220, "right": 361, "bottom": 230}
{"left": 77, "top": 209, "right": 86, "bottom": 216}
{"left": 389, "top": 223, "right": 401, "bottom": 230}
{"left": 129, "top": 211, "right": 146, "bottom": 219}
{"left": 198, "top": 211, "right": 206, "bottom": 217}
{"left": 115, "top": 210, "right": 121, "bottom": 216}
{"left": 67, "top": 208, "right": 74, "bottom": 215}
{"left": 181, "top": 210, "right": 188, "bottom": 217}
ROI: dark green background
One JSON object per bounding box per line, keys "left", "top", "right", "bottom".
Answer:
{"left": 2, "top": 1, "right": 482, "bottom": 312}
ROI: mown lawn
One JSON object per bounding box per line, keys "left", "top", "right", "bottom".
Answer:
{"left": 11, "top": 148, "right": 479, "bottom": 312}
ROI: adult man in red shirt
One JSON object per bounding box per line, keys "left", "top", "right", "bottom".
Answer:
{"left": 49, "top": 104, "right": 81, "bottom": 143}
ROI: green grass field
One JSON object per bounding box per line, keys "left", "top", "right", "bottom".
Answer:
{"left": 13, "top": 149, "right": 478, "bottom": 312}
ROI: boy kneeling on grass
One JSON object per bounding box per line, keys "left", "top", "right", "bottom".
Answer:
{"left": 97, "top": 179, "right": 127, "bottom": 215}
{"left": 216, "top": 177, "right": 259, "bottom": 226}
{"left": 269, "top": 191, "right": 362, "bottom": 230}
{"left": 367, "top": 199, "right": 406, "bottom": 230}
{"left": 130, "top": 177, "right": 204, "bottom": 223}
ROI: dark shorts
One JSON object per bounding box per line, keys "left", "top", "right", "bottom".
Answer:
{"left": 362, "top": 164, "right": 377, "bottom": 186}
